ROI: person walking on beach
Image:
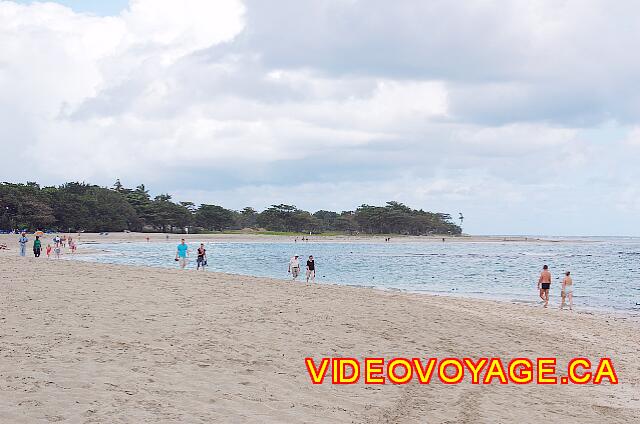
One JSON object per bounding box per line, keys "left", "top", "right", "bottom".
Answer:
{"left": 538, "top": 265, "right": 552, "bottom": 308}
{"left": 560, "top": 271, "right": 574, "bottom": 311}
{"left": 288, "top": 255, "right": 300, "bottom": 281}
{"left": 33, "top": 236, "right": 42, "bottom": 257}
{"left": 46, "top": 244, "right": 52, "bottom": 258}
{"left": 18, "top": 232, "right": 28, "bottom": 256}
{"left": 176, "top": 239, "right": 189, "bottom": 269}
{"left": 196, "top": 243, "right": 207, "bottom": 270}
{"left": 306, "top": 255, "right": 316, "bottom": 283}
{"left": 54, "top": 243, "right": 61, "bottom": 259}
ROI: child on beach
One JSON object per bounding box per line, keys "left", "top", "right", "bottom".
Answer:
{"left": 54, "top": 244, "right": 61, "bottom": 259}
{"left": 46, "top": 244, "right": 52, "bottom": 258}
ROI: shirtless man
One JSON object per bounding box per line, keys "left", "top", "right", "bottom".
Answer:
{"left": 537, "top": 265, "right": 552, "bottom": 308}
{"left": 560, "top": 271, "right": 574, "bottom": 311}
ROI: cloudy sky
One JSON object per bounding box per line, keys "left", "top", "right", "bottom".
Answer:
{"left": 2, "top": 0, "right": 640, "bottom": 235}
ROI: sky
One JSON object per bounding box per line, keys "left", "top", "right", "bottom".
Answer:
{"left": 2, "top": 1, "right": 640, "bottom": 236}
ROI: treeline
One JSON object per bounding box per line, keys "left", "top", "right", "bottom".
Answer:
{"left": 0, "top": 181, "right": 462, "bottom": 235}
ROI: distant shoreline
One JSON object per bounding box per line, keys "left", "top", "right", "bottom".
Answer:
{"left": 0, "top": 232, "right": 603, "bottom": 246}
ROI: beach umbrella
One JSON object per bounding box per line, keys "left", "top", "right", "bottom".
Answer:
{"left": 35, "top": 230, "right": 44, "bottom": 237}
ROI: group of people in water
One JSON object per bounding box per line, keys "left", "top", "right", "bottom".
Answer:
{"left": 174, "top": 240, "right": 575, "bottom": 306}
{"left": 14, "top": 234, "right": 575, "bottom": 309}
{"left": 288, "top": 254, "right": 316, "bottom": 283}
{"left": 538, "top": 264, "right": 574, "bottom": 310}
{"left": 175, "top": 239, "right": 318, "bottom": 283}
{"left": 16, "top": 232, "right": 76, "bottom": 259}
{"left": 175, "top": 239, "right": 210, "bottom": 272}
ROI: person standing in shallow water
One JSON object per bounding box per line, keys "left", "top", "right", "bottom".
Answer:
{"left": 288, "top": 255, "right": 300, "bottom": 281}
{"left": 176, "top": 239, "right": 189, "bottom": 269}
{"left": 538, "top": 264, "right": 552, "bottom": 308}
{"left": 33, "top": 236, "right": 42, "bottom": 257}
{"left": 560, "top": 271, "right": 574, "bottom": 311}
{"left": 306, "top": 255, "right": 316, "bottom": 283}
{"left": 196, "top": 243, "right": 207, "bottom": 271}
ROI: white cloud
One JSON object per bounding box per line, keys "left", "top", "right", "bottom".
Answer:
{"left": 623, "top": 127, "right": 640, "bottom": 147}
{"left": 2, "top": 0, "right": 640, "bottom": 235}
{"left": 121, "top": 0, "right": 245, "bottom": 63}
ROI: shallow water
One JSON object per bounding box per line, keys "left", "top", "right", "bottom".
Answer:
{"left": 71, "top": 238, "right": 640, "bottom": 313}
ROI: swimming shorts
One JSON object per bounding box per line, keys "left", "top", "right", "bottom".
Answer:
{"left": 541, "top": 283, "right": 550, "bottom": 290}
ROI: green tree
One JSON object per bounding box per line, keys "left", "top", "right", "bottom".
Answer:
{"left": 195, "top": 204, "right": 235, "bottom": 231}
{"left": 0, "top": 182, "right": 55, "bottom": 230}
{"left": 257, "top": 204, "right": 320, "bottom": 232}
{"left": 257, "top": 204, "right": 298, "bottom": 231}
{"left": 237, "top": 207, "right": 258, "bottom": 228}
{"left": 123, "top": 184, "right": 152, "bottom": 230}
{"left": 51, "top": 183, "right": 138, "bottom": 232}
{"left": 147, "top": 196, "right": 192, "bottom": 232}
{"left": 1, "top": 181, "right": 461, "bottom": 235}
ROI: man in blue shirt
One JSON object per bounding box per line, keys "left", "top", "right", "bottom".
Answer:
{"left": 176, "top": 238, "right": 189, "bottom": 269}
{"left": 18, "top": 233, "right": 28, "bottom": 257}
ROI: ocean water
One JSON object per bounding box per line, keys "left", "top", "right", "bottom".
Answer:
{"left": 71, "top": 238, "right": 640, "bottom": 313}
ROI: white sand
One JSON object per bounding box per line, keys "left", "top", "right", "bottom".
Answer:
{"left": 0, "top": 235, "right": 638, "bottom": 422}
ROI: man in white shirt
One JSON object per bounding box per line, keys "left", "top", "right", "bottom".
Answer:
{"left": 288, "top": 255, "right": 300, "bottom": 281}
